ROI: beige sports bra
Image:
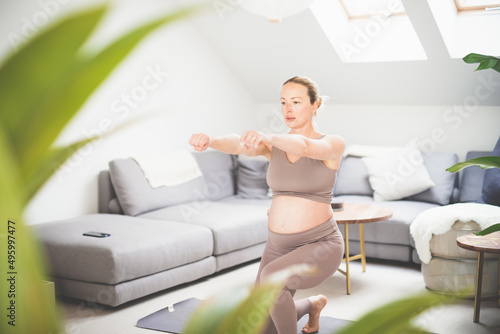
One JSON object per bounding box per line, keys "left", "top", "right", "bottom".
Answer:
{"left": 266, "top": 140, "right": 337, "bottom": 204}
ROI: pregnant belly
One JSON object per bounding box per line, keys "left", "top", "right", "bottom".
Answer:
{"left": 268, "top": 196, "right": 333, "bottom": 234}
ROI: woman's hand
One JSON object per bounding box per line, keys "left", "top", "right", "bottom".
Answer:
{"left": 240, "top": 130, "right": 271, "bottom": 151}
{"left": 189, "top": 133, "right": 211, "bottom": 152}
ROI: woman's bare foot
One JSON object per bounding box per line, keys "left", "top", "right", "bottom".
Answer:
{"left": 302, "top": 294, "right": 327, "bottom": 333}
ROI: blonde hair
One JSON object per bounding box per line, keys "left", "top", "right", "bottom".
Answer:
{"left": 283, "top": 76, "right": 323, "bottom": 112}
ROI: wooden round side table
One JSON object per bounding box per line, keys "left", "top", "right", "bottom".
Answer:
{"left": 333, "top": 202, "right": 393, "bottom": 295}
{"left": 456, "top": 231, "right": 500, "bottom": 323}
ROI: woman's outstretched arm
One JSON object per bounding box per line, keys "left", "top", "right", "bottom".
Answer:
{"left": 189, "top": 133, "right": 270, "bottom": 157}
{"left": 240, "top": 130, "right": 344, "bottom": 167}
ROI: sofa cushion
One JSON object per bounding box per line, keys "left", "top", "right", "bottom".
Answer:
{"left": 362, "top": 141, "right": 435, "bottom": 201}
{"left": 138, "top": 197, "right": 269, "bottom": 256}
{"left": 33, "top": 214, "right": 214, "bottom": 285}
{"left": 480, "top": 136, "right": 500, "bottom": 206}
{"left": 192, "top": 151, "right": 237, "bottom": 201}
{"left": 334, "top": 156, "right": 373, "bottom": 197}
{"left": 109, "top": 158, "right": 206, "bottom": 216}
{"left": 404, "top": 152, "right": 458, "bottom": 205}
{"left": 236, "top": 156, "right": 270, "bottom": 199}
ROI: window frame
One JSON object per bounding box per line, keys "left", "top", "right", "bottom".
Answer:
{"left": 454, "top": 0, "right": 500, "bottom": 12}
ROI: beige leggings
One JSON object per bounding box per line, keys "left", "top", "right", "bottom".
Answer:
{"left": 255, "top": 218, "right": 344, "bottom": 334}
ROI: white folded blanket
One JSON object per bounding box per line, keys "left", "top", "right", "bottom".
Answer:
{"left": 133, "top": 150, "right": 203, "bottom": 188}
{"left": 410, "top": 203, "right": 500, "bottom": 264}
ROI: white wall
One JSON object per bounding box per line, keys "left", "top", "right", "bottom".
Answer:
{"left": 256, "top": 103, "right": 500, "bottom": 160}
{"left": 0, "top": 0, "right": 259, "bottom": 224}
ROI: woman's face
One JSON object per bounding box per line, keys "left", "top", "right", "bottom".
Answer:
{"left": 280, "top": 82, "right": 317, "bottom": 129}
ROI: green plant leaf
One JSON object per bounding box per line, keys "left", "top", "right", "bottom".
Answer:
{"left": 446, "top": 156, "right": 500, "bottom": 173}
{"left": 23, "top": 136, "right": 97, "bottom": 202}
{"left": 463, "top": 53, "right": 500, "bottom": 73}
{"left": 182, "top": 283, "right": 283, "bottom": 334}
{"left": 0, "top": 4, "right": 206, "bottom": 333}
{"left": 21, "top": 3, "right": 205, "bottom": 169}
{"left": 23, "top": 109, "right": 158, "bottom": 202}
{"left": 183, "top": 264, "right": 319, "bottom": 334}
{"left": 0, "top": 3, "right": 206, "bottom": 185}
{"left": 182, "top": 286, "right": 252, "bottom": 334}
{"left": 476, "top": 58, "right": 498, "bottom": 71}
{"left": 336, "top": 291, "right": 462, "bottom": 334}
{"left": 0, "top": 6, "right": 106, "bottom": 152}
{"left": 215, "top": 283, "right": 282, "bottom": 334}
{"left": 463, "top": 53, "right": 497, "bottom": 64}
{"left": 475, "top": 223, "right": 500, "bottom": 236}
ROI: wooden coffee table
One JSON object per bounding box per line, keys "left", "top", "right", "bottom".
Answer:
{"left": 333, "top": 202, "right": 393, "bottom": 294}
{"left": 456, "top": 231, "right": 500, "bottom": 323}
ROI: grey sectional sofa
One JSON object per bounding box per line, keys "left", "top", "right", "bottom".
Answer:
{"left": 33, "top": 149, "right": 490, "bottom": 307}
{"left": 34, "top": 151, "right": 272, "bottom": 307}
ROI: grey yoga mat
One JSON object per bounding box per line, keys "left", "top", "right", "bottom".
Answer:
{"left": 136, "top": 297, "right": 353, "bottom": 333}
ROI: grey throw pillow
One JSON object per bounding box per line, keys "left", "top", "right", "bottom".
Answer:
{"left": 334, "top": 156, "right": 373, "bottom": 197}
{"left": 192, "top": 151, "right": 237, "bottom": 201}
{"left": 236, "top": 157, "right": 270, "bottom": 199}
{"left": 109, "top": 158, "right": 206, "bottom": 216}
{"left": 404, "top": 152, "right": 458, "bottom": 205}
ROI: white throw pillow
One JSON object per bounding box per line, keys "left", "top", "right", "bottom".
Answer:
{"left": 361, "top": 140, "right": 435, "bottom": 201}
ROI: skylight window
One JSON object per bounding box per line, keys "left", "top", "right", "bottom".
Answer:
{"left": 427, "top": 0, "right": 500, "bottom": 59}
{"left": 340, "top": 0, "right": 405, "bottom": 19}
{"left": 454, "top": 0, "right": 500, "bottom": 11}
{"left": 311, "top": 0, "right": 427, "bottom": 63}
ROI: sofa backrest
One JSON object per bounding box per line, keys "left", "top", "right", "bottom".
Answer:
{"left": 458, "top": 151, "right": 491, "bottom": 203}
{"left": 98, "top": 151, "right": 237, "bottom": 216}
{"left": 334, "top": 152, "right": 459, "bottom": 205}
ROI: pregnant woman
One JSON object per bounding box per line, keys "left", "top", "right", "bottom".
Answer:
{"left": 189, "top": 76, "right": 345, "bottom": 334}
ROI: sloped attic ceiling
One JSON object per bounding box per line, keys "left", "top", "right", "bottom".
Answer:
{"left": 186, "top": 0, "right": 500, "bottom": 106}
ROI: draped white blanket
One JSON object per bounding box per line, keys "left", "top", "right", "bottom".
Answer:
{"left": 410, "top": 203, "right": 500, "bottom": 264}
{"left": 133, "top": 150, "right": 202, "bottom": 188}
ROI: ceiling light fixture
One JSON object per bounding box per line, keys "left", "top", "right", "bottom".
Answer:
{"left": 240, "top": 0, "right": 316, "bottom": 23}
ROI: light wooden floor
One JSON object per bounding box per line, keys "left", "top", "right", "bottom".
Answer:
{"left": 58, "top": 259, "right": 500, "bottom": 334}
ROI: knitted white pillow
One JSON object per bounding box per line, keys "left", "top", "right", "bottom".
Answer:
{"left": 362, "top": 140, "right": 435, "bottom": 201}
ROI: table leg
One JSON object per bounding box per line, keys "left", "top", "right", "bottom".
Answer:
{"left": 474, "top": 251, "right": 484, "bottom": 323}
{"left": 344, "top": 224, "right": 350, "bottom": 295}
{"left": 359, "top": 224, "right": 366, "bottom": 272}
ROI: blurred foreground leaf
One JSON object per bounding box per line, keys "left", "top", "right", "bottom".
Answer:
{"left": 0, "top": 3, "right": 206, "bottom": 203}
{"left": 0, "top": 3, "right": 206, "bottom": 334}
{"left": 337, "top": 291, "right": 464, "bottom": 334}
{"left": 183, "top": 264, "right": 319, "bottom": 334}
{"left": 183, "top": 283, "right": 280, "bottom": 334}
